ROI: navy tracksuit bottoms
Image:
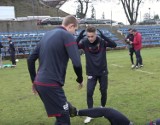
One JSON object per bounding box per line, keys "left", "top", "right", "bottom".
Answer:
{"left": 87, "top": 75, "right": 108, "bottom": 108}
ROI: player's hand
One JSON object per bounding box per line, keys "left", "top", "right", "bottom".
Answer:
{"left": 130, "top": 41, "right": 133, "bottom": 44}
{"left": 32, "top": 84, "right": 38, "bottom": 95}
{"left": 78, "top": 82, "right": 83, "bottom": 90}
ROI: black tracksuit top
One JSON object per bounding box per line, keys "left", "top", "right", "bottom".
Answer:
{"left": 78, "top": 36, "right": 116, "bottom": 76}
{"left": 27, "top": 27, "right": 82, "bottom": 86}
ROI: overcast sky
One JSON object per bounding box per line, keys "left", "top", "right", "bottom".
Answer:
{"left": 60, "top": 1, "right": 160, "bottom": 24}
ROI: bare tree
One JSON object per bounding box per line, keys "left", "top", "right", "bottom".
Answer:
{"left": 91, "top": 4, "right": 96, "bottom": 18}
{"left": 153, "top": 14, "right": 159, "bottom": 19}
{"left": 102, "top": 12, "right": 105, "bottom": 19}
{"left": 120, "top": 0, "right": 160, "bottom": 24}
{"left": 120, "top": 0, "right": 142, "bottom": 25}
{"left": 76, "top": 0, "right": 90, "bottom": 18}
{"left": 105, "top": 0, "right": 159, "bottom": 25}
{"left": 74, "top": 0, "right": 103, "bottom": 18}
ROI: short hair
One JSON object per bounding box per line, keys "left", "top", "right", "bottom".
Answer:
{"left": 132, "top": 29, "right": 137, "bottom": 32}
{"left": 86, "top": 26, "right": 96, "bottom": 33}
{"left": 62, "top": 15, "right": 78, "bottom": 27}
{"left": 128, "top": 28, "right": 132, "bottom": 31}
{"left": 8, "top": 36, "right": 12, "bottom": 39}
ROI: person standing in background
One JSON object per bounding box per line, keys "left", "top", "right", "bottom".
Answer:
{"left": 125, "top": 28, "right": 135, "bottom": 68}
{"left": 0, "top": 41, "right": 3, "bottom": 68}
{"left": 131, "top": 29, "right": 143, "bottom": 68}
{"left": 8, "top": 36, "right": 16, "bottom": 66}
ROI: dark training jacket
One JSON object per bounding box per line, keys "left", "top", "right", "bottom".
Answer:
{"left": 27, "top": 27, "right": 83, "bottom": 86}
{"left": 8, "top": 40, "right": 15, "bottom": 53}
{"left": 0, "top": 42, "right": 3, "bottom": 54}
{"left": 78, "top": 36, "right": 117, "bottom": 76}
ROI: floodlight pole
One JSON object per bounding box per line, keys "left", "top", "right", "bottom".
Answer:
{"left": 149, "top": 8, "right": 151, "bottom": 19}
{"left": 110, "top": 0, "right": 112, "bottom": 31}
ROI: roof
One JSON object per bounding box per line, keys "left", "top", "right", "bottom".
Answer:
{"left": 41, "top": 0, "right": 67, "bottom": 8}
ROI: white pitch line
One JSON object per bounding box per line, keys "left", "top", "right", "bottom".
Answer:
{"left": 111, "top": 64, "right": 155, "bottom": 75}
{"left": 111, "top": 64, "right": 124, "bottom": 68}
{"left": 136, "top": 69, "right": 154, "bottom": 75}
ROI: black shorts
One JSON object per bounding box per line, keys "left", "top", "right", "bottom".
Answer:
{"left": 35, "top": 85, "right": 69, "bottom": 117}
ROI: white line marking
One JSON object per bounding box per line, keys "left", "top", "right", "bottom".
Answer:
{"left": 136, "top": 69, "right": 154, "bottom": 75}
{"left": 111, "top": 64, "right": 155, "bottom": 75}
{"left": 111, "top": 64, "right": 124, "bottom": 68}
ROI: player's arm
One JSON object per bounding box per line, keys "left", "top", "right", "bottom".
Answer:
{"left": 64, "top": 34, "right": 83, "bottom": 88}
{"left": 125, "top": 35, "right": 131, "bottom": 44}
{"left": 76, "top": 30, "right": 85, "bottom": 49}
{"left": 27, "top": 43, "right": 40, "bottom": 83}
{"left": 97, "top": 29, "right": 117, "bottom": 48}
{"left": 76, "top": 30, "right": 85, "bottom": 43}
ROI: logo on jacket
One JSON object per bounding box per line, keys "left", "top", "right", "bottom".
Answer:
{"left": 63, "top": 102, "right": 69, "bottom": 111}
{"left": 88, "top": 76, "right": 93, "bottom": 79}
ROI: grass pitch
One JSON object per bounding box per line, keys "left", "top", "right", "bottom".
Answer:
{"left": 0, "top": 47, "right": 160, "bottom": 125}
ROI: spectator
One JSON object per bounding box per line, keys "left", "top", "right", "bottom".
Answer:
{"left": 27, "top": 15, "right": 83, "bottom": 125}
{"left": 8, "top": 36, "right": 16, "bottom": 66}
{"left": 125, "top": 28, "right": 135, "bottom": 68}
{"left": 76, "top": 26, "right": 117, "bottom": 123}
{"left": 131, "top": 29, "right": 143, "bottom": 68}
{"left": 0, "top": 41, "right": 3, "bottom": 68}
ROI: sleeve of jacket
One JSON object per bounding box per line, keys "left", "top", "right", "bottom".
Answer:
{"left": 102, "top": 36, "right": 117, "bottom": 48}
{"left": 27, "top": 43, "right": 40, "bottom": 83}
{"left": 133, "top": 33, "right": 141, "bottom": 45}
{"left": 76, "top": 30, "right": 86, "bottom": 49}
{"left": 64, "top": 34, "right": 83, "bottom": 83}
{"left": 0, "top": 42, "right": 3, "bottom": 48}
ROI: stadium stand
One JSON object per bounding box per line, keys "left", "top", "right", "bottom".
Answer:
{"left": 0, "top": 30, "right": 46, "bottom": 57}
{"left": 0, "top": 28, "right": 119, "bottom": 57}
{"left": 1, "top": 25, "right": 160, "bottom": 58}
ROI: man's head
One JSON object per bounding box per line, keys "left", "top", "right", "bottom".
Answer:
{"left": 62, "top": 15, "right": 78, "bottom": 34}
{"left": 86, "top": 26, "right": 97, "bottom": 43}
{"left": 128, "top": 28, "right": 133, "bottom": 34}
{"left": 132, "top": 29, "right": 137, "bottom": 35}
{"left": 8, "top": 36, "right": 12, "bottom": 41}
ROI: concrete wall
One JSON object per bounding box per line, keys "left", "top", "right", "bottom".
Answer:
{"left": 0, "top": 20, "right": 56, "bottom": 32}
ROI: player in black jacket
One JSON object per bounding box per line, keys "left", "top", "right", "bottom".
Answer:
{"left": 0, "top": 42, "right": 3, "bottom": 68}
{"left": 8, "top": 36, "right": 16, "bottom": 66}
{"left": 76, "top": 26, "right": 117, "bottom": 123}
{"left": 125, "top": 28, "right": 135, "bottom": 68}
{"left": 27, "top": 15, "right": 83, "bottom": 125}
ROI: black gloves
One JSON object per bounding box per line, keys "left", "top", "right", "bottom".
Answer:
{"left": 76, "top": 30, "right": 86, "bottom": 43}
{"left": 97, "top": 29, "right": 117, "bottom": 48}
{"left": 76, "top": 76, "right": 83, "bottom": 84}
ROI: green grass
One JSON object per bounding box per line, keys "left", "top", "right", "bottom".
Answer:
{"left": 0, "top": 47, "right": 160, "bottom": 125}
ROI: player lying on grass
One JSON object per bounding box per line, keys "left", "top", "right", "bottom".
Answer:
{"left": 68, "top": 102, "right": 133, "bottom": 125}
